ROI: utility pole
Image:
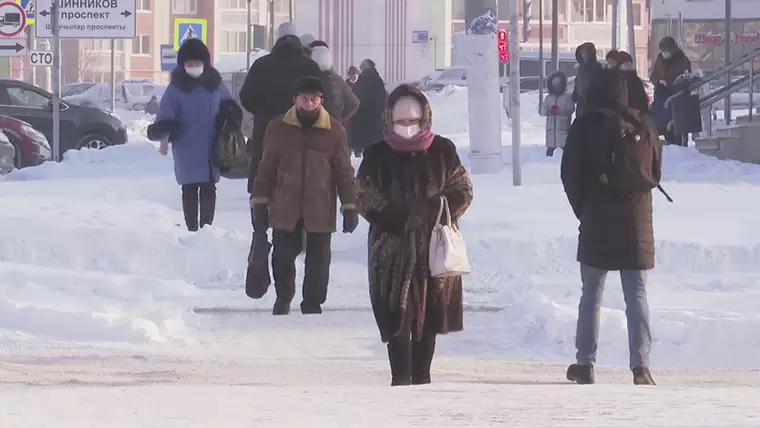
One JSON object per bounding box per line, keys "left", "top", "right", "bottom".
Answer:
{"left": 611, "top": 0, "right": 618, "bottom": 50}
{"left": 510, "top": 0, "right": 522, "bottom": 185}
{"left": 269, "top": 0, "right": 275, "bottom": 49}
{"left": 52, "top": 0, "right": 61, "bottom": 162}
{"left": 550, "top": 0, "right": 558, "bottom": 72}
{"left": 247, "top": 0, "right": 252, "bottom": 70}
{"left": 110, "top": 39, "right": 116, "bottom": 111}
{"left": 724, "top": 0, "right": 732, "bottom": 122}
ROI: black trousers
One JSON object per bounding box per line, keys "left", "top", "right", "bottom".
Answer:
{"left": 181, "top": 183, "right": 216, "bottom": 231}
{"left": 271, "top": 221, "right": 331, "bottom": 306}
{"left": 387, "top": 321, "right": 437, "bottom": 386}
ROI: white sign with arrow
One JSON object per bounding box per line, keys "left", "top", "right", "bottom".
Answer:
{"left": 34, "top": 0, "right": 136, "bottom": 39}
{"left": 0, "top": 37, "right": 25, "bottom": 56}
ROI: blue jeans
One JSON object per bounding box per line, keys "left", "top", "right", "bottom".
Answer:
{"left": 575, "top": 264, "right": 652, "bottom": 369}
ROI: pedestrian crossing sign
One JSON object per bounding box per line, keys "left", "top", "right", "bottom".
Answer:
{"left": 173, "top": 18, "right": 207, "bottom": 50}
{"left": 16, "top": 0, "right": 33, "bottom": 25}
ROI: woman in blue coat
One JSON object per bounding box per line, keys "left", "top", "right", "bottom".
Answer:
{"left": 147, "top": 39, "right": 240, "bottom": 231}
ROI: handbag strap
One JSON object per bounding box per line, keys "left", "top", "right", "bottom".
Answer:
{"left": 434, "top": 195, "right": 452, "bottom": 226}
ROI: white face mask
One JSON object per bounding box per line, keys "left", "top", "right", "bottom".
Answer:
{"left": 185, "top": 66, "right": 204, "bottom": 78}
{"left": 393, "top": 124, "right": 421, "bottom": 139}
{"left": 661, "top": 52, "right": 672, "bottom": 59}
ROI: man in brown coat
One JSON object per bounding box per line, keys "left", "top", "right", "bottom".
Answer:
{"left": 251, "top": 77, "right": 359, "bottom": 315}
{"left": 561, "top": 69, "right": 660, "bottom": 386}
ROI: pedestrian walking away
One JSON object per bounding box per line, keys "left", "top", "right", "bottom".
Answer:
{"left": 349, "top": 59, "right": 388, "bottom": 158}
{"left": 572, "top": 42, "right": 603, "bottom": 118}
{"left": 147, "top": 39, "right": 240, "bottom": 232}
{"left": 561, "top": 68, "right": 663, "bottom": 386}
{"left": 356, "top": 84, "right": 474, "bottom": 386}
{"left": 309, "top": 44, "right": 360, "bottom": 125}
{"left": 250, "top": 77, "right": 358, "bottom": 315}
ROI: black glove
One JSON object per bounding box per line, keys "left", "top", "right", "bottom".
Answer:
{"left": 252, "top": 203, "right": 269, "bottom": 230}
{"left": 342, "top": 209, "right": 359, "bottom": 233}
{"left": 146, "top": 120, "right": 182, "bottom": 142}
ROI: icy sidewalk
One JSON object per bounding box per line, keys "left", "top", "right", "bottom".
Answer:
{"left": 2, "top": 382, "right": 759, "bottom": 427}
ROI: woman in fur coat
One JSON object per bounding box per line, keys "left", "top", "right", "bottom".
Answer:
{"left": 356, "top": 84, "right": 474, "bottom": 386}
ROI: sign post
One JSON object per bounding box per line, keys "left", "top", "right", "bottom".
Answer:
{"left": 509, "top": 0, "right": 522, "bottom": 185}
{"left": 34, "top": 0, "right": 136, "bottom": 161}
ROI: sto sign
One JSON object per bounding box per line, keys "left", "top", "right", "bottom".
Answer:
{"left": 498, "top": 29, "right": 509, "bottom": 62}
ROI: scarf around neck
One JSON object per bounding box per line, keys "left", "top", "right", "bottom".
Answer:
{"left": 384, "top": 127, "right": 435, "bottom": 152}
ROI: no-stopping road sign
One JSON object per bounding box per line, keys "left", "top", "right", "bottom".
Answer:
{"left": 0, "top": 1, "right": 26, "bottom": 38}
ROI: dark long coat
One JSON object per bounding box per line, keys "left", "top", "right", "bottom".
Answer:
{"left": 349, "top": 67, "right": 387, "bottom": 151}
{"left": 356, "top": 127, "right": 473, "bottom": 342}
{"left": 561, "top": 70, "right": 662, "bottom": 271}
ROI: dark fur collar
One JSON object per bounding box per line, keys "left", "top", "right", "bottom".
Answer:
{"left": 170, "top": 66, "right": 222, "bottom": 93}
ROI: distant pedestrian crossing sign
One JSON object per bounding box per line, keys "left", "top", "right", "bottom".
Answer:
{"left": 16, "top": 0, "right": 33, "bottom": 25}
{"left": 173, "top": 18, "right": 207, "bottom": 50}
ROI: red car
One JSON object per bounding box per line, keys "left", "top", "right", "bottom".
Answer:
{"left": 0, "top": 114, "right": 51, "bottom": 168}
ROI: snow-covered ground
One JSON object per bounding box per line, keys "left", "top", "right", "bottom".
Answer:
{"left": 2, "top": 89, "right": 760, "bottom": 425}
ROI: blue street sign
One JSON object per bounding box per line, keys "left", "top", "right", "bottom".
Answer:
{"left": 173, "top": 18, "right": 207, "bottom": 50}
{"left": 160, "top": 44, "right": 177, "bottom": 71}
{"left": 412, "top": 30, "right": 429, "bottom": 44}
{"left": 16, "top": 0, "right": 34, "bottom": 24}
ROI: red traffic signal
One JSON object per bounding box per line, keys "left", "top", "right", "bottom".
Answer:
{"left": 497, "top": 29, "right": 509, "bottom": 63}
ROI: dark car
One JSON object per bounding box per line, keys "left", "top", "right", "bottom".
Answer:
{"left": 0, "top": 113, "right": 51, "bottom": 168}
{"left": 0, "top": 79, "right": 127, "bottom": 153}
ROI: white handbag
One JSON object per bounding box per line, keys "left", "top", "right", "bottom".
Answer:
{"left": 429, "top": 196, "right": 471, "bottom": 278}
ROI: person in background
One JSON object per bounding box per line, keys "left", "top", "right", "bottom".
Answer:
{"left": 356, "top": 84, "right": 473, "bottom": 386}
{"left": 605, "top": 50, "right": 620, "bottom": 69}
{"left": 309, "top": 43, "right": 360, "bottom": 126}
{"left": 561, "top": 69, "right": 660, "bottom": 386}
{"left": 616, "top": 51, "right": 650, "bottom": 114}
{"left": 540, "top": 71, "right": 574, "bottom": 157}
{"left": 144, "top": 95, "right": 159, "bottom": 116}
{"left": 649, "top": 36, "right": 691, "bottom": 146}
{"left": 350, "top": 59, "right": 387, "bottom": 157}
{"left": 147, "top": 39, "right": 240, "bottom": 232}
{"left": 250, "top": 77, "right": 358, "bottom": 316}
{"left": 238, "top": 24, "right": 322, "bottom": 296}
{"left": 346, "top": 66, "right": 360, "bottom": 86}
{"left": 572, "top": 42, "right": 603, "bottom": 117}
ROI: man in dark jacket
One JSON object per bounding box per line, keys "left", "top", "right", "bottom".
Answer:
{"left": 572, "top": 42, "right": 602, "bottom": 117}
{"left": 238, "top": 32, "right": 322, "bottom": 298}
{"left": 309, "top": 44, "right": 360, "bottom": 124}
{"left": 349, "top": 59, "right": 388, "bottom": 157}
{"left": 616, "top": 51, "right": 650, "bottom": 114}
{"left": 561, "top": 69, "right": 659, "bottom": 387}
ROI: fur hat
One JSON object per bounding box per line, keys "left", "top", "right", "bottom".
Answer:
{"left": 309, "top": 40, "right": 329, "bottom": 49}
{"left": 177, "top": 38, "right": 210, "bottom": 66}
{"left": 300, "top": 33, "right": 316, "bottom": 46}
{"left": 277, "top": 22, "right": 297, "bottom": 39}
{"left": 310, "top": 46, "right": 332, "bottom": 71}
{"left": 292, "top": 76, "right": 324, "bottom": 97}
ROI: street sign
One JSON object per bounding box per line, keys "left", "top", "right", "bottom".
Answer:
{"left": 29, "top": 49, "right": 51, "bottom": 65}
{"left": 35, "top": 0, "right": 136, "bottom": 39}
{"left": 15, "top": 0, "right": 32, "bottom": 25}
{"left": 0, "top": 1, "right": 26, "bottom": 37}
{"left": 0, "top": 37, "right": 25, "bottom": 56}
{"left": 160, "top": 43, "right": 176, "bottom": 71}
{"left": 412, "top": 30, "right": 428, "bottom": 44}
{"left": 173, "top": 18, "right": 206, "bottom": 50}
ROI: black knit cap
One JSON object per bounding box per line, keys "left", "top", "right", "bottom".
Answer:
{"left": 177, "top": 38, "right": 211, "bottom": 67}
{"left": 292, "top": 76, "right": 324, "bottom": 97}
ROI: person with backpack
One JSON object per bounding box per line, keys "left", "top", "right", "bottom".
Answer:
{"left": 540, "top": 71, "right": 574, "bottom": 157}
{"left": 560, "top": 68, "right": 668, "bottom": 386}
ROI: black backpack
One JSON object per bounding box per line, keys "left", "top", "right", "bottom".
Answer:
{"left": 596, "top": 108, "right": 673, "bottom": 202}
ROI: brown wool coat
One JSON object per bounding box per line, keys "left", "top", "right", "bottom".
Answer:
{"left": 251, "top": 106, "right": 357, "bottom": 233}
{"left": 649, "top": 50, "right": 692, "bottom": 88}
{"left": 356, "top": 135, "right": 473, "bottom": 343}
{"left": 560, "top": 110, "right": 662, "bottom": 271}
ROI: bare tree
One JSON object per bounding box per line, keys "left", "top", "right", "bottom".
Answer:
{"left": 77, "top": 44, "right": 105, "bottom": 82}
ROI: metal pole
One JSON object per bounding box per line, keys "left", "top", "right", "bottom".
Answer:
{"left": 289, "top": 0, "right": 294, "bottom": 21}
{"left": 550, "top": 0, "right": 558, "bottom": 72}
{"left": 110, "top": 39, "right": 116, "bottom": 111}
{"left": 538, "top": 0, "right": 544, "bottom": 109}
{"left": 510, "top": 0, "right": 522, "bottom": 186}
{"left": 749, "top": 61, "right": 754, "bottom": 122}
{"left": 626, "top": 0, "right": 635, "bottom": 69}
{"left": 724, "top": 0, "right": 732, "bottom": 123}
{"left": 611, "top": 0, "right": 618, "bottom": 50}
{"left": 246, "top": 0, "right": 252, "bottom": 70}
{"left": 52, "top": 0, "right": 60, "bottom": 162}
{"left": 269, "top": 0, "right": 275, "bottom": 50}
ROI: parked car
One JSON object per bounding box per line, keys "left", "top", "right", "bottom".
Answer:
{"left": 64, "top": 79, "right": 160, "bottom": 111}
{"left": 0, "top": 79, "right": 127, "bottom": 153}
{"left": 0, "top": 114, "right": 51, "bottom": 168}
{"left": 61, "top": 82, "right": 98, "bottom": 98}
{"left": 0, "top": 130, "right": 15, "bottom": 174}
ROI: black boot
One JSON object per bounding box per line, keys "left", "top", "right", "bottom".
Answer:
{"left": 411, "top": 334, "right": 436, "bottom": 385}
{"left": 632, "top": 367, "right": 656, "bottom": 385}
{"left": 299, "top": 301, "right": 322, "bottom": 314}
{"left": 566, "top": 364, "right": 595, "bottom": 384}
{"left": 199, "top": 183, "right": 216, "bottom": 228}
{"left": 181, "top": 184, "right": 200, "bottom": 232}
{"left": 387, "top": 336, "right": 412, "bottom": 386}
{"left": 272, "top": 297, "right": 291, "bottom": 315}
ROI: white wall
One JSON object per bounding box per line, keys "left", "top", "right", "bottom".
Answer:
{"left": 652, "top": 0, "right": 756, "bottom": 20}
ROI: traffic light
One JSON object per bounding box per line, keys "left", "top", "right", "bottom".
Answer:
{"left": 523, "top": 0, "right": 532, "bottom": 42}
{"left": 498, "top": 29, "right": 509, "bottom": 62}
